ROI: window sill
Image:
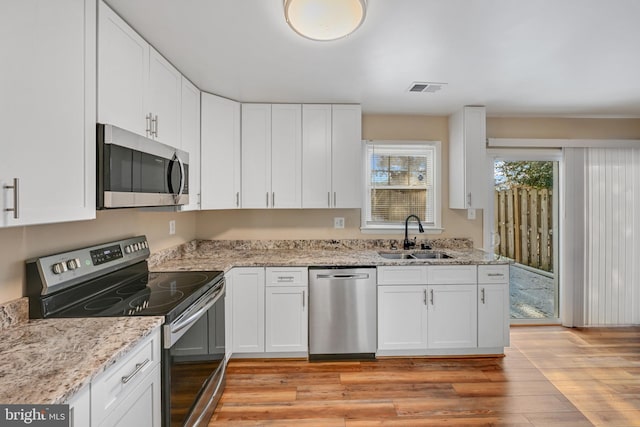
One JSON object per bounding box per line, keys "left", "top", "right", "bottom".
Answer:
{"left": 360, "top": 226, "right": 444, "bottom": 235}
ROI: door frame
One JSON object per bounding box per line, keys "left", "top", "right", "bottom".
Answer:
{"left": 484, "top": 148, "right": 562, "bottom": 324}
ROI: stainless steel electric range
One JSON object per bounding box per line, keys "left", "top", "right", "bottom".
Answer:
{"left": 26, "top": 235, "right": 225, "bottom": 427}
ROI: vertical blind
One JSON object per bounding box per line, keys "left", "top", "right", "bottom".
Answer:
{"left": 585, "top": 148, "right": 640, "bottom": 325}
{"left": 565, "top": 147, "right": 640, "bottom": 326}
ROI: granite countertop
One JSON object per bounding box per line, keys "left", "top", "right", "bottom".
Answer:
{"left": 0, "top": 298, "right": 164, "bottom": 405}
{"left": 149, "top": 239, "right": 510, "bottom": 273}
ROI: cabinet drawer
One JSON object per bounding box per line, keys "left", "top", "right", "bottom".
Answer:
{"left": 426, "top": 265, "right": 476, "bottom": 284}
{"left": 377, "top": 266, "right": 427, "bottom": 285}
{"left": 92, "top": 328, "right": 160, "bottom": 425}
{"left": 478, "top": 265, "right": 509, "bottom": 283}
{"left": 266, "top": 267, "right": 308, "bottom": 286}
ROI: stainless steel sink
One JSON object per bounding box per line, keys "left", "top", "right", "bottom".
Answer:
{"left": 378, "top": 251, "right": 452, "bottom": 260}
{"left": 411, "top": 251, "right": 452, "bottom": 259}
{"left": 377, "top": 252, "right": 415, "bottom": 259}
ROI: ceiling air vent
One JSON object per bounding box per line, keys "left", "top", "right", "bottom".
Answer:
{"left": 408, "top": 82, "right": 447, "bottom": 93}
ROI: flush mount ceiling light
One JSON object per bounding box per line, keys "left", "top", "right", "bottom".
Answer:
{"left": 284, "top": 0, "right": 367, "bottom": 41}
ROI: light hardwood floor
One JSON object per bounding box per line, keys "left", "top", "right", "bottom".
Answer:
{"left": 210, "top": 326, "right": 640, "bottom": 426}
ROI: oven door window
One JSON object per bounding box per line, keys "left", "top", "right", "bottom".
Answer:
{"left": 169, "top": 297, "right": 225, "bottom": 426}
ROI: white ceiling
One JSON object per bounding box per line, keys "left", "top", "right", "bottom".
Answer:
{"left": 105, "top": 0, "right": 640, "bottom": 117}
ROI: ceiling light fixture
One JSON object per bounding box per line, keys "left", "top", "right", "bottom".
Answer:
{"left": 284, "top": 0, "right": 367, "bottom": 41}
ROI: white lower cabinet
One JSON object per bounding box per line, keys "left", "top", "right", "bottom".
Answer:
{"left": 66, "top": 385, "right": 90, "bottom": 427}
{"left": 91, "top": 328, "right": 161, "bottom": 427}
{"left": 378, "top": 285, "right": 428, "bottom": 350}
{"left": 230, "top": 267, "right": 265, "bottom": 353}
{"left": 230, "top": 267, "right": 308, "bottom": 356}
{"left": 478, "top": 265, "right": 510, "bottom": 348}
{"left": 265, "top": 267, "right": 308, "bottom": 353}
{"left": 377, "top": 265, "right": 507, "bottom": 356}
{"left": 426, "top": 284, "right": 477, "bottom": 349}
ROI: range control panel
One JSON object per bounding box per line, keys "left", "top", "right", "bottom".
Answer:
{"left": 29, "top": 235, "right": 150, "bottom": 295}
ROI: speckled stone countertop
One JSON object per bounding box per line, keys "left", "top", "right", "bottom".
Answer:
{"left": 0, "top": 298, "right": 163, "bottom": 405}
{"left": 149, "top": 239, "right": 510, "bottom": 272}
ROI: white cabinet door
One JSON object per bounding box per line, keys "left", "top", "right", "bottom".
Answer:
{"left": 146, "top": 47, "right": 181, "bottom": 146}
{"left": 66, "top": 385, "right": 90, "bottom": 427}
{"left": 201, "top": 93, "right": 241, "bottom": 209}
{"left": 449, "top": 106, "right": 487, "bottom": 209}
{"left": 97, "top": 0, "right": 148, "bottom": 137}
{"left": 427, "top": 284, "right": 477, "bottom": 349}
{"left": 98, "top": 364, "right": 161, "bottom": 427}
{"left": 271, "top": 104, "right": 302, "bottom": 208}
{"left": 478, "top": 265, "right": 509, "bottom": 348}
{"left": 1, "top": 0, "right": 95, "bottom": 228}
{"left": 265, "top": 286, "right": 308, "bottom": 352}
{"left": 302, "top": 104, "right": 332, "bottom": 208}
{"left": 180, "top": 77, "right": 201, "bottom": 211}
{"left": 378, "top": 286, "right": 428, "bottom": 350}
{"left": 241, "top": 104, "right": 272, "bottom": 208}
{"left": 331, "top": 105, "right": 362, "bottom": 208}
{"left": 231, "top": 267, "right": 265, "bottom": 353}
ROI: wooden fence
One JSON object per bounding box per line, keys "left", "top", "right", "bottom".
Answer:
{"left": 494, "top": 186, "right": 553, "bottom": 272}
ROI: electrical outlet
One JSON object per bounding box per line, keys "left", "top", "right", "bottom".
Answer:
{"left": 467, "top": 208, "right": 476, "bottom": 220}
{"left": 169, "top": 220, "right": 176, "bottom": 235}
{"left": 334, "top": 217, "right": 345, "bottom": 229}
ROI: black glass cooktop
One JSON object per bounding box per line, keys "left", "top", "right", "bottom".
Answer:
{"left": 44, "top": 263, "right": 223, "bottom": 322}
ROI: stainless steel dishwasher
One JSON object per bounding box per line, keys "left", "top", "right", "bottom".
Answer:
{"left": 308, "top": 267, "right": 377, "bottom": 360}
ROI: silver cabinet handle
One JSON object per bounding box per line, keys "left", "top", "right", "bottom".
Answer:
{"left": 302, "top": 290, "right": 306, "bottom": 309}
{"left": 423, "top": 289, "right": 427, "bottom": 306}
{"left": 467, "top": 192, "right": 472, "bottom": 207}
{"left": 481, "top": 288, "right": 486, "bottom": 304}
{"left": 333, "top": 192, "right": 336, "bottom": 207}
{"left": 327, "top": 192, "right": 331, "bottom": 207}
{"left": 236, "top": 192, "right": 239, "bottom": 207}
{"left": 266, "top": 192, "right": 269, "bottom": 208}
{"left": 146, "top": 113, "right": 153, "bottom": 137}
{"left": 121, "top": 358, "right": 150, "bottom": 384}
{"left": 272, "top": 192, "right": 275, "bottom": 208}
{"left": 277, "top": 276, "right": 295, "bottom": 282}
{"left": 430, "top": 289, "right": 434, "bottom": 305}
{"left": 152, "top": 114, "right": 159, "bottom": 137}
{"left": 4, "top": 178, "right": 19, "bottom": 219}
{"left": 487, "top": 273, "right": 504, "bottom": 277}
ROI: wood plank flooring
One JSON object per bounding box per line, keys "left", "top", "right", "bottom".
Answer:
{"left": 209, "top": 326, "right": 640, "bottom": 426}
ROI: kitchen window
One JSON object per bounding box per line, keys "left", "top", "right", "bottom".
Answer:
{"left": 361, "top": 141, "right": 442, "bottom": 232}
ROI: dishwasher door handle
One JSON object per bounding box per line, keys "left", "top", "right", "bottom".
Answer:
{"left": 315, "top": 274, "right": 370, "bottom": 280}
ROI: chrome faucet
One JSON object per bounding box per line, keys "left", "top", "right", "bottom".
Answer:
{"left": 403, "top": 215, "right": 425, "bottom": 250}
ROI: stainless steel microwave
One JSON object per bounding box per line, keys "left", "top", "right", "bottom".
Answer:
{"left": 97, "top": 123, "right": 189, "bottom": 209}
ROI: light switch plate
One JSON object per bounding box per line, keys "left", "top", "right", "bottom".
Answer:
{"left": 334, "top": 217, "right": 345, "bottom": 229}
{"left": 169, "top": 220, "right": 176, "bottom": 235}
{"left": 467, "top": 209, "right": 476, "bottom": 220}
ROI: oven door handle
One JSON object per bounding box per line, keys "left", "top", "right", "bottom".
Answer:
{"left": 171, "top": 282, "right": 224, "bottom": 335}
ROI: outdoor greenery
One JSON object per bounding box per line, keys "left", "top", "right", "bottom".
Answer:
{"left": 495, "top": 161, "right": 553, "bottom": 189}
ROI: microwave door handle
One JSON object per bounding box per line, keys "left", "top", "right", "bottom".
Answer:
{"left": 171, "top": 152, "right": 186, "bottom": 202}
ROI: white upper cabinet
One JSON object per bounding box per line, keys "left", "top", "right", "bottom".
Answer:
{"left": 180, "top": 77, "right": 201, "bottom": 211}
{"left": 0, "top": 0, "right": 96, "bottom": 228}
{"left": 146, "top": 48, "right": 182, "bottom": 146}
{"left": 302, "top": 105, "right": 333, "bottom": 208}
{"left": 241, "top": 104, "right": 272, "bottom": 208}
{"left": 302, "top": 105, "right": 362, "bottom": 208}
{"left": 449, "top": 106, "right": 487, "bottom": 209}
{"left": 98, "top": 0, "right": 182, "bottom": 147}
{"left": 201, "top": 93, "right": 241, "bottom": 209}
{"left": 271, "top": 104, "right": 302, "bottom": 208}
{"left": 331, "top": 105, "right": 362, "bottom": 208}
{"left": 97, "top": 0, "right": 148, "bottom": 136}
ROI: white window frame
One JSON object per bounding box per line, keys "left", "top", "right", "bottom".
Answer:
{"left": 360, "top": 140, "right": 442, "bottom": 233}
